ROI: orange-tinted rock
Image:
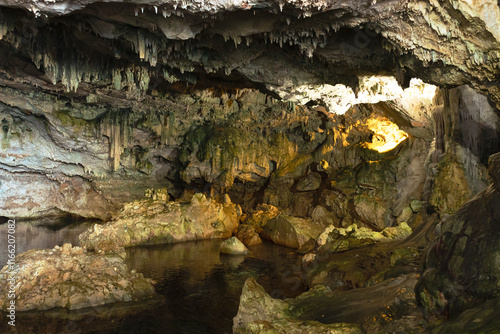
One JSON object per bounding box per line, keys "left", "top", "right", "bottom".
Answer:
{"left": 79, "top": 193, "right": 242, "bottom": 252}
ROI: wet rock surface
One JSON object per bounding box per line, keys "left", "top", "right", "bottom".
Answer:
{"left": 489, "top": 152, "right": 500, "bottom": 191}
{"left": 79, "top": 193, "right": 241, "bottom": 251}
{"left": 233, "top": 277, "right": 363, "bottom": 334}
{"left": 293, "top": 273, "right": 427, "bottom": 333}
{"left": 0, "top": 243, "right": 156, "bottom": 311}
{"left": 417, "top": 185, "right": 500, "bottom": 324}
{"left": 220, "top": 236, "right": 249, "bottom": 255}
{"left": 261, "top": 214, "right": 327, "bottom": 249}
{"left": 430, "top": 297, "right": 500, "bottom": 334}
{"left": 234, "top": 272, "right": 428, "bottom": 333}
{"left": 235, "top": 224, "right": 262, "bottom": 246}
{"left": 316, "top": 222, "right": 413, "bottom": 254}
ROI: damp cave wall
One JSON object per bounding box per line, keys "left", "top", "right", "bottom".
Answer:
{"left": 1, "top": 81, "right": 499, "bottom": 232}
{"left": 0, "top": 1, "right": 498, "bottom": 227}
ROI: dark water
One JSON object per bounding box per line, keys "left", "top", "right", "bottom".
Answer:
{"left": 0, "top": 222, "right": 304, "bottom": 334}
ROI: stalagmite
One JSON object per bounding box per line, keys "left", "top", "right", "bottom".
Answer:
{"left": 0, "top": 1, "right": 499, "bottom": 332}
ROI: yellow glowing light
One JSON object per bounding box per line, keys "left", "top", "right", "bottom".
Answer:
{"left": 362, "top": 116, "right": 408, "bottom": 153}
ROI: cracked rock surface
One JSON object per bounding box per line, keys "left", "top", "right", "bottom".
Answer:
{"left": 0, "top": 243, "right": 156, "bottom": 311}
{"left": 79, "top": 193, "right": 242, "bottom": 251}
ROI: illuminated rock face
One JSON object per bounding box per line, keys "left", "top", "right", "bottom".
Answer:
{"left": 0, "top": 0, "right": 497, "bottom": 220}
{"left": 78, "top": 193, "right": 242, "bottom": 250}
{"left": 0, "top": 0, "right": 498, "bottom": 330}
{"left": 0, "top": 243, "right": 156, "bottom": 311}
{"left": 0, "top": 1, "right": 499, "bottom": 104}
{"left": 0, "top": 84, "right": 439, "bottom": 222}
{"left": 233, "top": 277, "right": 363, "bottom": 334}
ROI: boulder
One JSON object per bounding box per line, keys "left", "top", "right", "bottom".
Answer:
{"left": 79, "top": 193, "right": 241, "bottom": 252}
{"left": 233, "top": 277, "right": 363, "bottom": 334}
{"left": 0, "top": 244, "right": 155, "bottom": 311}
{"left": 243, "top": 204, "right": 279, "bottom": 228}
{"left": 220, "top": 237, "right": 249, "bottom": 255}
{"left": 235, "top": 224, "right": 262, "bottom": 246}
{"left": 409, "top": 199, "right": 422, "bottom": 213}
{"left": 353, "top": 194, "right": 388, "bottom": 230}
{"left": 310, "top": 205, "right": 340, "bottom": 228}
{"left": 381, "top": 223, "right": 413, "bottom": 240}
{"left": 397, "top": 206, "right": 414, "bottom": 224}
{"left": 429, "top": 153, "right": 474, "bottom": 214}
{"left": 430, "top": 297, "right": 500, "bottom": 334}
{"left": 291, "top": 192, "right": 314, "bottom": 217}
{"left": 261, "top": 215, "right": 326, "bottom": 249}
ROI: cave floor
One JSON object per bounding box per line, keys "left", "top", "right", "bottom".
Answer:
{"left": 0, "top": 219, "right": 434, "bottom": 333}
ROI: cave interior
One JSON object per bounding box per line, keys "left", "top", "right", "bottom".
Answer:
{"left": 1, "top": 0, "right": 500, "bottom": 333}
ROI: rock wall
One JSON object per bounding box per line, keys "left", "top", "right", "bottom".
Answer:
{"left": 416, "top": 158, "right": 500, "bottom": 324}
{"left": 0, "top": 0, "right": 497, "bottom": 226}
{"left": 0, "top": 81, "right": 439, "bottom": 228}
{"left": 428, "top": 85, "right": 500, "bottom": 214}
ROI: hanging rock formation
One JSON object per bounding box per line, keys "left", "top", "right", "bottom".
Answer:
{"left": 0, "top": 0, "right": 499, "bottom": 332}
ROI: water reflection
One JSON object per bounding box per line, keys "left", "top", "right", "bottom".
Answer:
{"left": 0, "top": 222, "right": 304, "bottom": 334}
{"left": 0, "top": 219, "right": 94, "bottom": 266}
{"left": 126, "top": 240, "right": 226, "bottom": 284}
{"left": 124, "top": 240, "right": 305, "bottom": 333}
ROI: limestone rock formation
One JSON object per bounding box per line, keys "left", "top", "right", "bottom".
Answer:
{"left": 0, "top": 0, "right": 497, "bottom": 226}
{"left": 261, "top": 214, "right": 327, "bottom": 249}
{"left": 243, "top": 204, "right": 280, "bottom": 228}
{"left": 291, "top": 273, "right": 425, "bottom": 333}
{"left": 316, "top": 222, "right": 412, "bottom": 253}
{"left": 489, "top": 152, "right": 500, "bottom": 190}
{"left": 235, "top": 224, "right": 262, "bottom": 246}
{"left": 235, "top": 204, "right": 278, "bottom": 246}
{"left": 428, "top": 86, "right": 499, "bottom": 215}
{"left": 79, "top": 193, "right": 242, "bottom": 251}
{"left": 429, "top": 297, "right": 500, "bottom": 334}
{"left": 0, "top": 0, "right": 499, "bottom": 331}
{"left": 233, "top": 277, "right": 363, "bottom": 334}
{"left": 0, "top": 243, "right": 155, "bottom": 311}
{"left": 416, "top": 184, "right": 500, "bottom": 323}
{"left": 220, "top": 236, "right": 249, "bottom": 255}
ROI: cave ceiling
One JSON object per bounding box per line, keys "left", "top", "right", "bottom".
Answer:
{"left": 0, "top": 0, "right": 499, "bottom": 112}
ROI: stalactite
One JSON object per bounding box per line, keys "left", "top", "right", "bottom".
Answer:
{"left": 0, "top": 17, "right": 12, "bottom": 40}
{"left": 112, "top": 69, "right": 122, "bottom": 90}
{"left": 137, "top": 30, "right": 146, "bottom": 60}
{"left": 94, "top": 109, "right": 135, "bottom": 172}
{"left": 28, "top": 26, "right": 161, "bottom": 94}
{"left": 29, "top": 30, "right": 119, "bottom": 92}
{"left": 111, "top": 122, "right": 121, "bottom": 171}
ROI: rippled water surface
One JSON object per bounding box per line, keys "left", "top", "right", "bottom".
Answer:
{"left": 0, "top": 221, "right": 304, "bottom": 333}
